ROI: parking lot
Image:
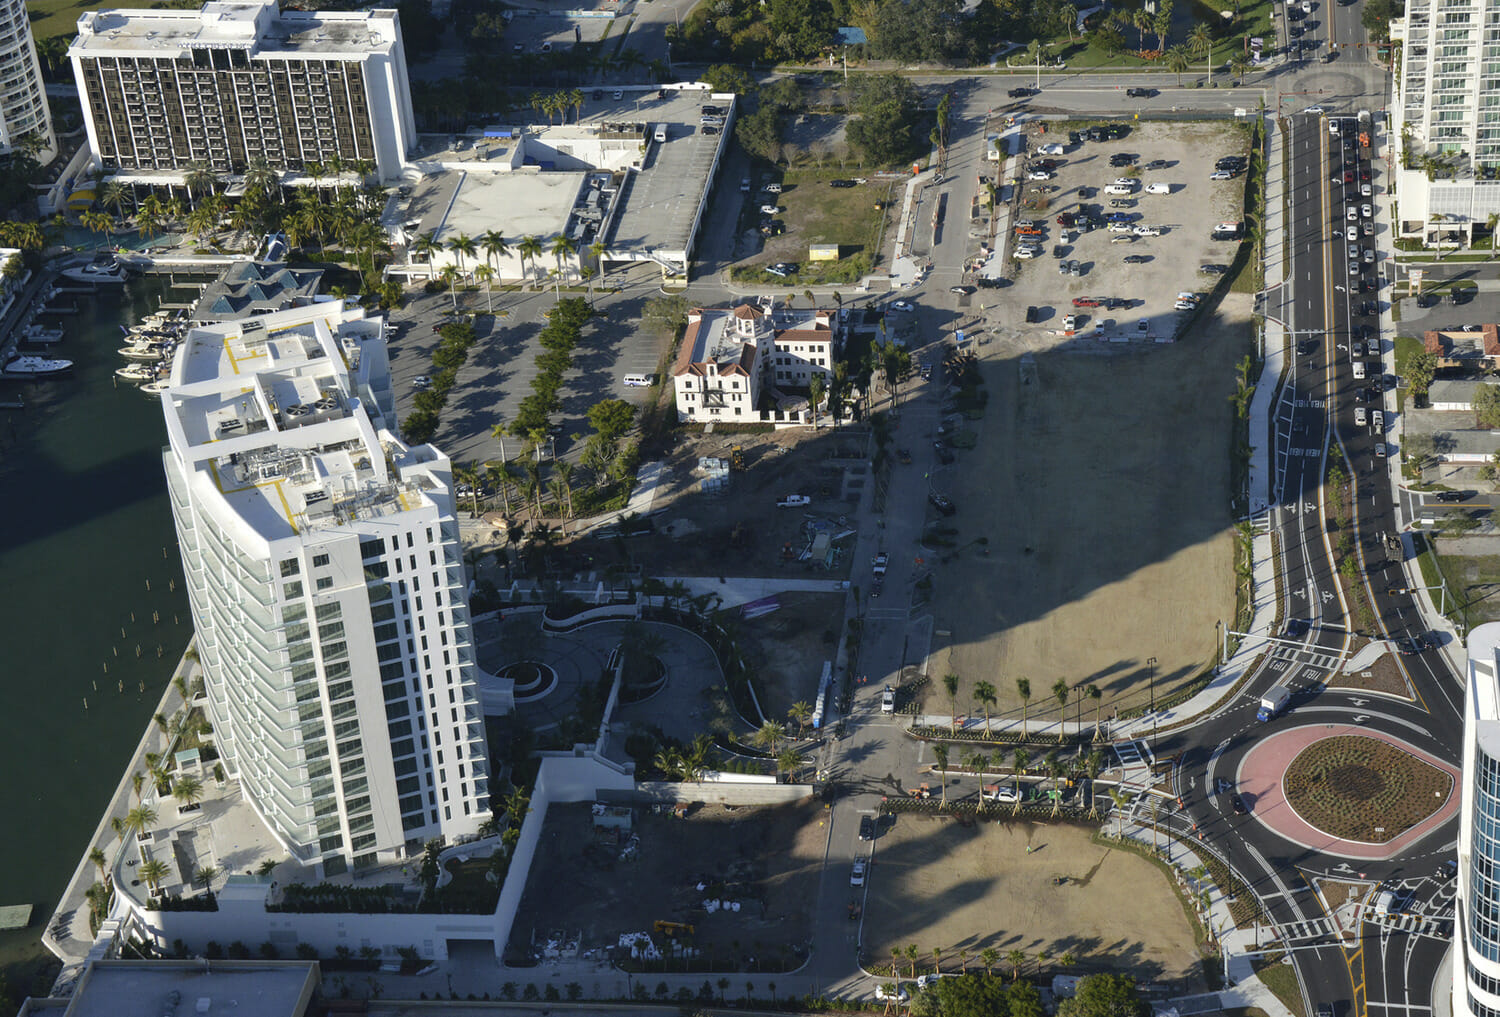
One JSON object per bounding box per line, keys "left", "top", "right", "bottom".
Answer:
{"left": 861, "top": 817, "right": 1203, "bottom": 986}
{"left": 385, "top": 277, "right": 668, "bottom": 466}
{"left": 1003, "top": 121, "right": 1252, "bottom": 340}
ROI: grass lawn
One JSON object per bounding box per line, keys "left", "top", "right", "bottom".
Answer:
{"left": 30, "top": 0, "right": 165, "bottom": 42}
{"left": 1252, "top": 954, "right": 1307, "bottom": 1017}
{"left": 1413, "top": 532, "right": 1478, "bottom": 633}
{"left": 1394, "top": 333, "right": 1423, "bottom": 412}
{"left": 730, "top": 167, "right": 894, "bottom": 287}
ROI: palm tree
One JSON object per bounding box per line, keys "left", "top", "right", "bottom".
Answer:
{"left": 123, "top": 804, "right": 157, "bottom": 840}
{"left": 973, "top": 680, "right": 997, "bottom": 735}
{"left": 754, "top": 720, "right": 786, "bottom": 752}
{"left": 1164, "top": 44, "right": 1191, "bottom": 86}
{"left": 184, "top": 162, "right": 218, "bottom": 203}
{"left": 138, "top": 858, "right": 169, "bottom": 893}
{"left": 410, "top": 230, "right": 441, "bottom": 279}
{"left": 448, "top": 232, "right": 478, "bottom": 279}
{"left": 1230, "top": 52, "right": 1250, "bottom": 84}
{"left": 970, "top": 751, "right": 989, "bottom": 806}
{"left": 932, "top": 744, "right": 948, "bottom": 808}
{"left": 932, "top": 947, "right": 942, "bottom": 975}
{"left": 981, "top": 947, "right": 998, "bottom": 976}
{"left": 1108, "top": 786, "right": 1133, "bottom": 835}
{"left": 100, "top": 181, "right": 130, "bottom": 221}
{"left": 480, "top": 228, "right": 510, "bottom": 274}
{"left": 1053, "top": 679, "right": 1070, "bottom": 743}
{"left": 1153, "top": 0, "right": 1174, "bottom": 51}
{"left": 942, "top": 673, "right": 960, "bottom": 732}
{"left": 80, "top": 210, "right": 113, "bottom": 248}
{"left": 474, "top": 264, "right": 495, "bottom": 314}
{"left": 1131, "top": 7, "right": 1153, "bottom": 49}
{"left": 1084, "top": 749, "right": 1105, "bottom": 816}
{"left": 518, "top": 234, "right": 544, "bottom": 286}
{"left": 88, "top": 846, "right": 108, "bottom": 883}
{"left": 652, "top": 748, "right": 686, "bottom": 780}
{"left": 242, "top": 157, "right": 279, "bottom": 203}
{"left": 787, "top": 701, "right": 812, "bottom": 738}
{"left": 1016, "top": 677, "right": 1031, "bottom": 736}
{"left": 808, "top": 372, "right": 825, "bottom": 429}
{"left": 590, "top": 240, "right": 608, "bottom": 290}
{"left": 438, "top": 264, "right": 461, "bottom": 310}
{"left": 195, "top": 865, "right": 219, "bottom": 889}
{"left": 1046, "top": 752, "right": 1065, "bottom": 816}
{"left": 1007, "top": 948, "right": 1026, "bottom": 981}
{"left": 172, "top": 775, "right": 204, "bottom": 810}
{"left": 550, "top": 234, "right": 576, "bottom": 281}
{"left": 1012, "top": 747, "right": 1029, "bottom": 813}
{"left": 84, "top": 882, "right": 111, "bottom": 924}
{"left": 905, "top": 944, "right": 920, "bottom": 979}
{"left": 130, "top": 771, "right": 146, "bottom": 803}
{"left": 776, "top": 746, "right": 806, "bottom": 781}
{"left": 1087, "top": 684, "right": 1103, "bottom": 739}
{"left": 1188, "top": 22, "right": 1213, "bottom": 82}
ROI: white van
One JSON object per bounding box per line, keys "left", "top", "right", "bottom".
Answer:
{"left": 1353, "top": 360, "right": 1366, "bottom": 379}
{"left": 1144, "top": 182, "right": 1171, "bottom": 195}
{"left": 622, "top": 373, "right": 653, "bottom": 387}
{"left": 1373, "top": 890, "right": 1397, "bottom": 917}
{"left": 1372, "top": 410, "right": 1384, "bottom": 430}
{"left": 654, "top": 123, "right": 668, "bottom": 143}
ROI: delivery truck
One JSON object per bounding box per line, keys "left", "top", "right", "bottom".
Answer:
{"left": 1257, "top": 684, "right": 1292, "bottom": 722}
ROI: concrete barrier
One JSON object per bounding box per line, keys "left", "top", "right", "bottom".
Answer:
{"left": 636, "top": 777, "right": 813, "bottom": 806}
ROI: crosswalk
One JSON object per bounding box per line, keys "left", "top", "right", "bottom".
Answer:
{"left": 1267, "top": 642, "right": 1342, "bottom": 674}
{"left": 1114, "top": 740, "right": 1153, "bottom": 769}
{"left": 1280, "top": 916, "right": 1337, "bottom": 942}
{"left": 1368, "top": 912, "right": 1452, "bottom": 940}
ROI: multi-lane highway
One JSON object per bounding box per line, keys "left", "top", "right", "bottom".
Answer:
{"left": 1170, "top": 113, "right": 1465, "bottom": 1017}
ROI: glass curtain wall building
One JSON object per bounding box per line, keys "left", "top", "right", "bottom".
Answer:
{"left": 1459, "top": 624, "right": 1500, "bottom": 1017}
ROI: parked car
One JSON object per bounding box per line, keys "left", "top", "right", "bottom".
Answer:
{"left": 759, "top": 204, "right": 779, "bottom": 215}
{"left": 830, "top": 179, "right": 857, "bottom": 188}
{"left": 1202, "top": 263, "right": 1229, "bottom": 275}
{"left": 765, "top": 183, "right": 782, "bottom": 193}
{"left": 890, "top": 300, "right": 915, "bottom": 312}
{"left": 928, "top": 492, "right": 957, "bottom": 515}
{"left": 1124, "top": 254, "right": 1150, "bottom": 264}
{"left": 859, "top": 815, "right": 875, "bottom": 840}
{"left": 1209, "top": 170, "right": 1234, "bottom": 180}
{"left": 850, "top": 860, "right": 867, "bottom": 886}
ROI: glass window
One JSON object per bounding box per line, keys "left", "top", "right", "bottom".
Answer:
{"left": 280, "top": 559, "right": 300, "bottom": 577}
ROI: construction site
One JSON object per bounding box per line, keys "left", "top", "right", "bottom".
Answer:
{"left": 506, "top": 801, "right": 825, "bottom": 971}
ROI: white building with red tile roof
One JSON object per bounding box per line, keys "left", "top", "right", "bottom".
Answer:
{"left": 671, "top": 300, "right": 836, "bottom": 423}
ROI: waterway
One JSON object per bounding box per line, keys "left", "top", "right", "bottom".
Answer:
{"left": 0, "top": 276, "right": 190, "bottom": 994}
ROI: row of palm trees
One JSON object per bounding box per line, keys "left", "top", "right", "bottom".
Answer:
{"left": 926, "top": 743, "right": 1109, "bottom": 816}
{"left": 887, "top": 942, "right": 1081, "bottom": 981}
{"left": 411, "top": 228, "right": 609, "bottom": 303}
{"left": 453, "top": 454, "right": 583, "bottom": 522}
{"left": 938, "top": 675, "right": 1106, "bottom": 740}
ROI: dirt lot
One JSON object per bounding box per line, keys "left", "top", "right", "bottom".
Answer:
{"left": 634, "top": 428, "right": 867, "bottom": 576}
{"left": 863, "top": 817, "right": 1203, "bottom": 985}
{"left": 920, "top": 292, "right": 1248, "bottom": 721}
{"left": 737, "top": 590, "right": 847, "bottom": 721}
{"left": 1007, "top": 121, "right": 1251, "bottom": 337}
{"left": 508, "top": 801, "right": 825, "bottom": 967}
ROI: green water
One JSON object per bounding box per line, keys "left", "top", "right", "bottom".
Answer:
{"left": 0, "top": 278, "right": 190, "bottom": 993}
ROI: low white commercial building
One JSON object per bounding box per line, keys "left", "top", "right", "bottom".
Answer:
{"left": 387, "top": 87, "right": 735, "bottom": 283}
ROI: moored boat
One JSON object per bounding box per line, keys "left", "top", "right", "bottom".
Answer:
{"left": 3, "top": 353, "right": 72, "bottom": 377}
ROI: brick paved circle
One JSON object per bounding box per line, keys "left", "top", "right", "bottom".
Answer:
{"left": 1235, "top": 724, "right": 1460, "bottom": 861}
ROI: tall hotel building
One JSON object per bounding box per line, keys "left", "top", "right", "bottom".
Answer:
{"left": 1390, "top": 0, "right": 1500, "bottom": 243}
{"left": 1457, "top": 624, "right": 1500, "bottom": 1017}
{"left": 68, "top": 0, "right": 416, "bottom": 184}
{"left": 160, "top": 301, "right": 490, "bottom": 875}
{"left": 0, "top": 0, "right": 54, "bottom": 154}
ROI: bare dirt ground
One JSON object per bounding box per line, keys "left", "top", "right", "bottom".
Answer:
{"left": 508, "top": 801, "right": 826, "bottom": 967}
{"left": 625, "top": 427, "right": 867, "bottom": 577}
{"left": 863, "top": 817, "right": 1203, "bottom": 987}
{"left": 921, "top": 293, "right": 1250, "bottom": 723}
{"left": 736, "top": 591, "right": 847, "bottom": 722}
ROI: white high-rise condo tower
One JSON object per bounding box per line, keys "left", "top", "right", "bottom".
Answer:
{"left": 159, "top": 300, "right": 490, "bottom": 876}
{"left": 0, "top": 0, "right": 54, "bottom": 156}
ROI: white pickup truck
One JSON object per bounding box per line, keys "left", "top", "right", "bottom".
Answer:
{"left": 777, "top": 494, "right": 810, "bottom": 508}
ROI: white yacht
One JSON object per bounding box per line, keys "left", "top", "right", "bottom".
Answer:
{"left": 61, "top": 256, "right": 127, "bottom": 285}
{"left": 118, "top": 342, "right": 170, "bottom": 363}
{"left": 115, "top": 363, "right": 159, "bottom": 383}
{"left": 3, "top": 353, "right": 72, "bottom": 377}
{"left": 21, "top": 324, "right": 64, "bottom": 344}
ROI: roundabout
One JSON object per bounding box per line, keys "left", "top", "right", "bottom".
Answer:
{"left": 1236, "top": 725, "right": 1461, "bottom": 861}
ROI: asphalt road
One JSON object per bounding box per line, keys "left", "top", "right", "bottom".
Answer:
{"left": 1168, "top": 114, "right": 1462, "bottom": 1017}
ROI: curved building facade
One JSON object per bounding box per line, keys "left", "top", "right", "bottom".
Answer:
{"left": 0, "top": 0, "right": 54, "bottom": 154}
{"left": 159, "top": 300, "right": 490, "bottom": 876}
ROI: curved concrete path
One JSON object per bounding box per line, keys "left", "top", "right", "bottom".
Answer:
{"left": 1236, "top": 723, "right": 1460, "bottom": 861}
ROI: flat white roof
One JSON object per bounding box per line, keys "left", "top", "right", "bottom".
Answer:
{"left": 433, "top": 170, "right": 586, "bottom": 246}
{"left": 72, "top": 0, "right": 400, "bottom": 59}
{"left": 56, "top": 960, "right": 317, "bottom": 1017}
{"left": 160, "top": 301, "right": 447, "bottom": 550}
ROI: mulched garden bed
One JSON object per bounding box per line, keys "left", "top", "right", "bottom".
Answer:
{"left": 1283, "top": 735, "right": 1451, "bottom": 843}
